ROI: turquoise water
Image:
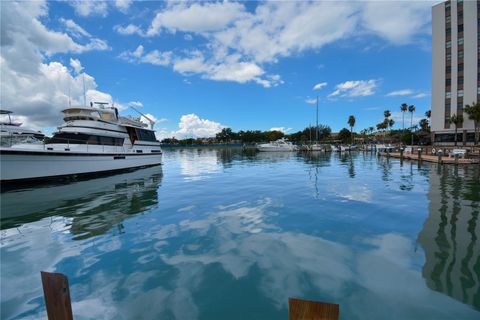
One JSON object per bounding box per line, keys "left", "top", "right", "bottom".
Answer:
{"left": 1, "top": 148, "right": 479, "bottom": 319}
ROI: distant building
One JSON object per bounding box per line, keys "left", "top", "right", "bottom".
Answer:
{"left": 431, "top": 0, "right": 479, "bottom": 145}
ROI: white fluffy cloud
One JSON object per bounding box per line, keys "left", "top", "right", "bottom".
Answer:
{"left": 270, "top": 127, "right": 292, "bottom": 133}
{"left": 313, "top": 82, "right": 327, "bottom": 90}
{"left": 120, "top": 47, "right": 281, "bottom": 87}
{"left": 0, "top": 1, "right": 114, "bottom": 129}
{"left": 146, "top": 2, "right": 245, "bottom": 36}
{"left": 115, "top": 1, "right": 431, "bottom": 87}
{"left": 361, "top": 2, "right": 432, "bottom": 45}
{"left": 412, "top": 92, "right": 429, "bottom": 99}
{"left": 114, "top": 0, "right": 132, "bottom": 13}
{"left": 163, "top": 114, "right": 225, "bottom": 139}
{"left": 69, "top": 58, "right": 84, "bottom": 74}
{"left": 386, "top": 89, "right": 429, "bottom": 99}
{"left": 114, "top": 24, "right": 146, "bottom": 37}
{"left": 128, "top": 101, "right": 143, "bottom": 108}
{"left": 386, "top": 89, "right": 414, "bottom": 97}
{"left": 59, "top": 18, "right": 91, "bottom": 38}
{"left": 329, "top": 80, "right": 378, "bottom": 98}
{"left": 69, "top": 1, "right": 109, "bottom": 17}
{"left": 119, "top": 45, "right": 172, "bottom": 66}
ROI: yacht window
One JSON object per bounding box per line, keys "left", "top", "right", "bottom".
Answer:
{"left": 135, "top": 128, "right": 157, "bottom": 142}
{"left": 48, "top": 133, "right": 124, "bottom": 146}
{"left": 100, "top": 112, "right": 116, "bottom": 122}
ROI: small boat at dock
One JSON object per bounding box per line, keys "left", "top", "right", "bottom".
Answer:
{"left": 256, "top": 139, "right": 298, "bottom": 152}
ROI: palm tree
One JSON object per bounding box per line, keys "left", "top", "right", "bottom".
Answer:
{"left": 464, "top": 101, "right": 480, "bottom": 145}
{"left": 347, "top": 115, "right": 356, "bottom": 145}
{"left": 384, "top": 110, "right": 391, "bottom": 119}
{"left": 408, "top": 104, "right": 415, "bottom": 145}
{"left": 388, "top": 119, "right": 395, "bottom": 132}
{"left": 400, "top": 103, "right": 408, "bottom": 131}
{"left": 419, "top": 119, "right": 429, "bottom": 132}
{"left": 450, "top": 113, "right": 463, "bottom": 146}
{"left": 425, "top": 110, "right": 431, "bottom": 119}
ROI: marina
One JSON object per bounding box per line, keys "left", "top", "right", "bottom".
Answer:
{"left": 1, "top": 148, "right": 479, "bottom": 319}
{"left": 1, "top": 0, "right": 480, "bottom": 319}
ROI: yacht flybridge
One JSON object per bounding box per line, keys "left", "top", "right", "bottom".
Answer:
{"left": 0, "top": 102, "right": 162, "bottom": 182}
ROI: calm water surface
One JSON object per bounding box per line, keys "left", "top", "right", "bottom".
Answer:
{"left": 1, "top": 149, "right": 479, "bottom": 319}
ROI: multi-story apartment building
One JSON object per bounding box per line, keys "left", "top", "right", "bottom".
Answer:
{"left": 431, "top": 0, "right": 479, "bottom": 145}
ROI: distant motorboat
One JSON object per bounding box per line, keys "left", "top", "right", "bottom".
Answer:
{"left": 376, "top": 144, "right": 395, "bottom": 153}
{"left": 256, "top": 139, "right": 298, "bottom": 152}
{"left": 301, "top": 143, "right": 324, "bottom": 151}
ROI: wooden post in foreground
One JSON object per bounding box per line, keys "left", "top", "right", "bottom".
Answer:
{"left": 289, "top": 298, "right": 339, "bottom": 320}
{"left": 41, "top": 271, "right": 73, "bottom": 320}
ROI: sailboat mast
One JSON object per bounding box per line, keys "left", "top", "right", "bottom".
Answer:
{"left": 82, "top": 73, "right": 86, "bottom": 107}
{"left": 315, "top": 96, "right": 319, "bottom": 142}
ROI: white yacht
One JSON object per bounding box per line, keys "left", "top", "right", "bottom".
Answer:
{"left": 256, "top": 139, "right": 298, "bottom": 152}
{"left": 0, "top": 102, "right": 162, "bottom": 182}
{"left": 0, "top": 110, "right": 45, "bottom": 146}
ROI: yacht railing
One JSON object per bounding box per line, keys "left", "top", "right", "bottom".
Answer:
{"left": 0, "top": 134, "right": 43, "bottom": 147}
{"left": 1, "top": 134, "right": 134, "bottom": 154}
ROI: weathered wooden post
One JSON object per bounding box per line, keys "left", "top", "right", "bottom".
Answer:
{"left": 454, "top": 153, "right": 459, "bottom": 165}
{"left": 417, "top": 148, "right": 422, "bottom": 162}
{"left": 41, "top": 272, "right": 73, "bottom": 320}
{"left": 437, "top": 150, "right": 443, "bottom": 164}
{"left": 289, "top": 298, "right": 339, "bottom": 320}
{"left": 400, "top": 148, "right": 404, "bottom": 161}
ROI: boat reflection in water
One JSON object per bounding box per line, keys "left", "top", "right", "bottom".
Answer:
{"left": 1, "top": 166, "right": 163, "bottom": 239}
{"left": 417, "top": 165, "right": 480, "bottom": 310}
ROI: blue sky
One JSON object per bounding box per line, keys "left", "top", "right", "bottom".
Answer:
{"left": 1, "top": 1, "right": 436, "bottom": 138}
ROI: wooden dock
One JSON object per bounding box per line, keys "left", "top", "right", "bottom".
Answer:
{"left": 379, "top": 152, "right": 479, "bottom": 165}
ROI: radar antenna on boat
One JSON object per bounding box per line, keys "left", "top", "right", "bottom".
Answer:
{"left": 130, "top": 106, "right": 156, "bottom": 130}
{"left": 93, "top": 102, "right": 109, "bottom": 109}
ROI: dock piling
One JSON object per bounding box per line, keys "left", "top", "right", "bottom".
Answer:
{"left": 289, "top": 298, "right": 339, "bottom": 320}
{"left": 41, "top": 271, "right": 73, "bottom": 320}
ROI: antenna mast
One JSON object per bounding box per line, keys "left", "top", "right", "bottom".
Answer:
{"left": 82, "top": 73, "right": 86, "bottom": 107}
{"left": 130, "top": 106, "right": 156, "bottom": 130}
{"left": 316, "top": 96, "right": 319, "bottom": 142}
{"left": 68, "top": 80, "right": 71, "bottom": 107}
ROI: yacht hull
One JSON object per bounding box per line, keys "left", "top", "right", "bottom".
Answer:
{"left": 256, "top": 146, "right": 296, "bottom": 152}
{"left": 0, "top": 149, "right": 162, "bottom": 182}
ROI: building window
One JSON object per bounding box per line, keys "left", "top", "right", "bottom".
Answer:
{"left": 445, "top": 1, "right": 451, "bottom": 8}
{"left": 446, "top": 53, "right": 452, "bottom": 60}
{"left": 446, "top": 92, "right": 452, "bottom": 99}
{"left": 458, "top": 11, "right": 463, "bottom": 18}
{"left": 458, "top": 90, "right": 464, "bottom": 97}
{"left": 458, "top": 63, "right": 464, "bottom": 71}
{"left": 458, "top": 51, "right": 464, "bottom": 59}
{"left": 458, "top": 76, "right": 464, "bottom": 85}
{"left": 446, "top": 65, "right": 451, "bottom": 73}
{"left": 446, "top": 78, "right": 451, "bottom": 86}
{"left": 457, "top": 102, "right": 463, "bottom": 110}
{"left": 458, "top": 24, "right": 463, "bottom": 33}
{"left": 446, "top": 28, "right": 451, "bottom": 36}
{"left": 446, "top": 41, "right": 452, "bottom": 48}
{"left": 446, "top": 15, "right": 451, "bottom": 23}
{"left": 478, "top": 87, "right": 480, "bottom": 95}
{"left": 458, "top": 38, "right": 464, "bottom": 45}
